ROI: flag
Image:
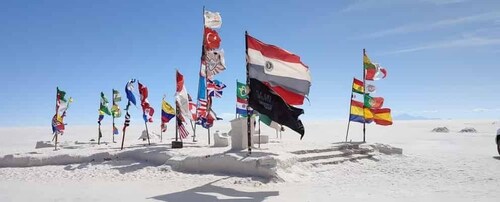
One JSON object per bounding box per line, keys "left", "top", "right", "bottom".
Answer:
{"left": 204, "top": 10, "right": 222, "bottom": 29}
{"left": 125, "top": 79, "right": 137, "bottom": 107}
{"left": 349, "top": 100, "right": 373, "bottom": 124}
{"left": 236, "top": 81, "right": 250, "bottom": 116}
{"left": 246, "top": 34, "right": 311, "bottom": 105}
{"left": 176, "top": 70, "right": 193, "bottom": 121}
{"left": 260, "top": 114, "right": 281, "bottom": 131}
{"left": 122, "top": 111, "right": 131, "bottom": 131}
{"left": 188, "top": 94, "right": 197, "bottom": 120}
{"left": 372, "top": 108, "right": 393, "bottom": 126}
{"left": 111, "top": 89, "right": 121, "bottom": 118}
{"left": 248, "top": 78, "right": 305, "bottom": 138}
{"left": 113, "top": 124, "right": 119, "bottom": 135}
{"left": 352, "top": 78, "right": 364, "bottom": 94}
{"left": 52, "top": 114, "right": 65, "bottom": 134}
{"left": 366, "top": 83, "right": 376, "bottom": 94}
{"left": 138, "top": 82, "right": 154, "bottom": 122}
{"left": 56, "top": 87, "right": 69, "bottom": 116}
{"left": 177, "top": 116, "right": 189, "bottom": 139}
{"left": 364, "top": 94, "right": 384, "bottom": 109}
{"left": 204, "top": 27, "right": 221, "bottom": 50}
{"left": 364, "top": 52, "right": 387, "bottom": 81}
{"left": 161, "top": 99, "right": 175, "bottom": 124}
{"left": 201, "top": 49, "right": 226, "bottom": 78}
{"left": 207, "top": 79, "right": 226, "bottom": 98}
{"left": 99, "top": 92, "right": 111, "bottom": 116}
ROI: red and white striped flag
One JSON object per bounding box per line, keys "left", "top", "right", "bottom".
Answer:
{"left": 178, "top": 120, "right": 189, "bottom": 139}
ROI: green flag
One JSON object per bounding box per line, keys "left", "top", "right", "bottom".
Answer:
{"left": 99, "top": 92, "right": 111, "bottom": 116}
{"left": 57, "top": 87, "right": 67, "bottom": 102}
{"left": 260, "top": 114, "right": 281, "bottom": 130}
{"left": 111, "top": 89, "right": 121, "bottom": 118}
{"left": 236, "top": 81, "right": 247, "bottom": 99}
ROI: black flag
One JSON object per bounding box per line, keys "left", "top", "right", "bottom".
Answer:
{"left": 248, "top": 78, "right": 305, "bottom": 139}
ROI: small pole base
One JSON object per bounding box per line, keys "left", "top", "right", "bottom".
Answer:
{"left": 171, "top": 141, "right": 183, "bottom": 149}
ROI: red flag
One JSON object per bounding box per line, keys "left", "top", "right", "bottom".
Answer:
{"left": 138, "top": 82, "right": 154, "bottom": 122}
{"left": 204, "top": 28, "right": 221, "bottom": 50}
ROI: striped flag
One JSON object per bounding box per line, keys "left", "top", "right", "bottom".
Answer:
{"left": 246, "top": 34, "right": 311, "bottom": 105}
{"left": 123, "top": 111, "right": 131, "bottom": 131}
{"left": 188, "top": 94, "right": 197, "bottom": 120}
{"left": 177, "top": 116, "right": 189, "bottom": 139}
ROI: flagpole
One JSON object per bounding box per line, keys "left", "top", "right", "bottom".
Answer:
{"left": 362, "top": 49, "right": 366, "bottom": 143}
{"left": 54, "top": 87, "right": 58, "bottom": 150}
{"left": 175, "top": 102, "right": 179, "bottom": 142}
{"left": 112, "top": 89, "right": 115, "bottom": 143}
{"left": 245, "top": 31, "right": 252, "bottom": 155}
{"left": 144, "top": 121, "right": 151, "bottom": 145}
{"left": 98, "top": 122, "right": 102, "bottom": 145}
{"left": 345, "top": 78, "right": 355, "bottom": 142}
{"left": 235, "top": 79, "right": 238, "bottom": 119}
{"left": 258, "top": 115, "right": 261, "bottom": 148}
{"left": 160, "top": 96, "right": 164, "bottom": 143}
{"left": 120, "top": 102, "right": 130, "bottom": 150}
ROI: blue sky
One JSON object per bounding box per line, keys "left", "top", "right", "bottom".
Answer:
{"left": 0, "top": 0, "right": 499, "bottom": 127}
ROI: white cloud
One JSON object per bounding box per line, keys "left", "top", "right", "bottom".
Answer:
{"left": 381, "top": 36, "right": 500, "bottom": 54}
{"left": 341, "top": 0, "right": 470, "bottom": 13}
{"left": 361, "top": 12, "right": 500, "bottom": 38}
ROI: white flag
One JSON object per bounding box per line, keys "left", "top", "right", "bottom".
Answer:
{"left": 204, "top": 10, "right": 222, "bottom": 29}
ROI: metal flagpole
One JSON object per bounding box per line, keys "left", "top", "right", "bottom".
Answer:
{"left": 112, "top": 89, "right": 115, "bottom": 143}
{"left": 54, "top": 88, "right": 58, "bottom": 150}
{"left": 245, "top": 31, "right": 252, "bottom": 155}
{"left": 160, "top": 96, "right": 163, "bottom": 143}
{"left": 345, "top": 78, "right": 355, "bottom": 142}
{"left": 362, "top": 49, "right": 367, "bottom": 143}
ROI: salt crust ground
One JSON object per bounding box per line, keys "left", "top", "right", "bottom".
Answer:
{"left": 1, "top": 120, "right": 499, "bottom": 201}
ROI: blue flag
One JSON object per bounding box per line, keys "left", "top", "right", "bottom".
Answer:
{"left": 125, "top": 79, "right": 137, "bottom": 106}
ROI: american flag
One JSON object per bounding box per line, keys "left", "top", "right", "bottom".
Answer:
{"left": 177, "top": 118, "right": 189, "bottom": 139}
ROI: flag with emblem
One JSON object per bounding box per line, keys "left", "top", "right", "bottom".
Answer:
{"left": 138, "top": 82, "right": 154, "bottom": 123}
{"left": 246, "top": 34, "right": 311, "bottom": 105}
{"left": 204, "top": 28, "right": 221, "bottom": 50}
{"left": 201, "top": 49, "right": 226, "bottom": 79}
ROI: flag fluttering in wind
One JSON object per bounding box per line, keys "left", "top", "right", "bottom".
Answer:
{"left": 207, "top": 79, "right": 226, "bottom": 98}
{"left": 122, "top": 79, "right": 136, "bottom": 149}
{"left": 352, "top": 78, "right": 364, "bottom": 94}
{"left": 364, "top": 94, "right": 384, "bottom": 109}
{"left": 111, "top": 89, "right": 121, "bottom": 118}
{"left": 53, "top": 87, "right": 72, "bottom": 135}
{"left": 246, "top": 34, "right": 311, "bottom": 105}
{"left": 188, "top": 94, "right": 197, "bottom": 121}
{"left": 364, "top": 53, "right": 387, "bottom": 81}
{"left": 236, "top": 81, "right": 251, "bottom": 116}
{"left": 177, "top": 115, "right": 189, "bottom": 139}
{"left": 204, "top": 28, "right": 221, "bottom": 50}
{"left": 372, "top": 108, "right": 393, "bottom": 126}
{"left": 125, "top": 79, "right": 137, "bottom": 109}
{"left": 204, "top": 10, "right": 222, "bottom": 29}
{"left": 248, "top": 78, "right": 305, "bottom": 139}
{"left": 161, "top": 99, "right": 175, "bottom": 132}
{"left": 201, "top": 49, "right": 226, "bottom": 79}
{"left": 99, "top": 92, "right": 111, "bottom": 117}
{"left": 176, "top": 70, "right": 194, "bottom": 121}
{"left": 349, "top": 100, "right": 373, "bottom": 124}
{"left": 138, "top": 82, "right": 154, "bottom": 123}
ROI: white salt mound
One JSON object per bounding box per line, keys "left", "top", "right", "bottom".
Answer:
{"left": 459, "top": 127, "right": 477, "bottom": 133}
{"left": 431, "top": 127, "right": 449, "bottom": 133}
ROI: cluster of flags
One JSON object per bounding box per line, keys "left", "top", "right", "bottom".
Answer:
{"left": 195, "top": 9, "right": 226, "bottom": 130}
{"left": 245, "top": 33, "right": 311, "bottom": 139}
{"left": 348, "top": 51, "right": 393, "bottom": 126}
{"left": 52, "top": 87, "right": 72, "bottom": 136}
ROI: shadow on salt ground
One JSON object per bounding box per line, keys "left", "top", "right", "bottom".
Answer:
{"left": 492, "top": 156, "right": 500, "bottom": 160}
{"left": 63, "top": 146, "right": 169, "bottom": 174}
{"left": 149, "top": 177, "right": 279, "bottom": 202}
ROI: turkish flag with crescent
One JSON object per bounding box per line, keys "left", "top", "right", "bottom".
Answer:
{"left": 204, "top": 27, "right": 221, "bottom": 50}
